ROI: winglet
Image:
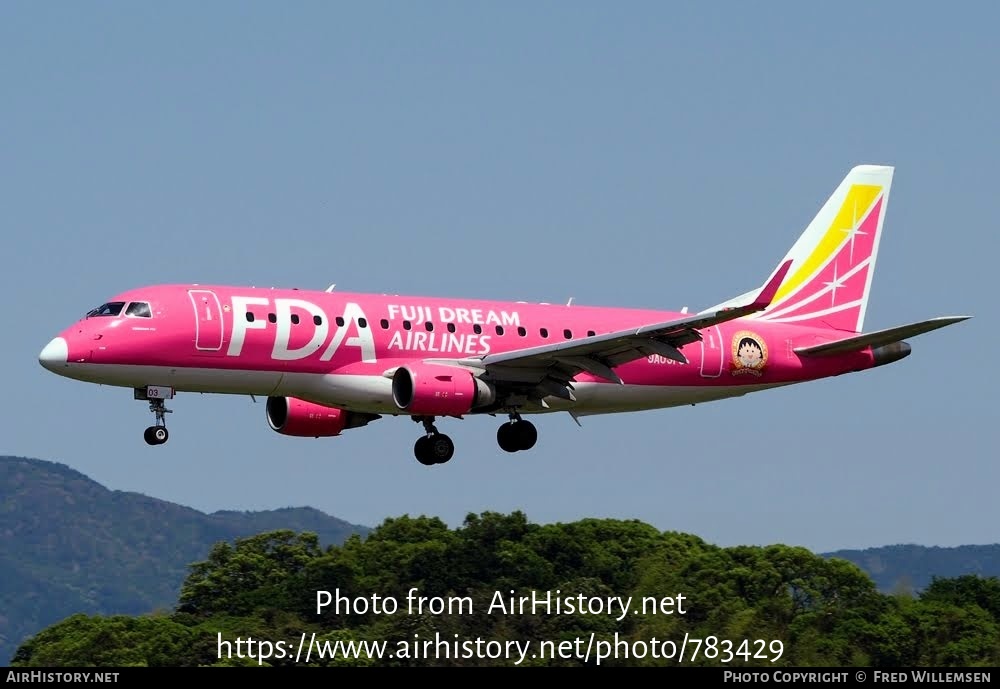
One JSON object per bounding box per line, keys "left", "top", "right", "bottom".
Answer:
{"left": 749, "top": 259, "right": 793, "bottom": 311}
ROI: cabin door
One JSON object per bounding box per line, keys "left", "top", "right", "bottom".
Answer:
{"left": 188, "top": 289, "right": 224, "bottom": 351}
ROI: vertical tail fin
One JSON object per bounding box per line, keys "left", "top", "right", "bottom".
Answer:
{"left": 703, "top": 164, "right": 894, "bottom": 333}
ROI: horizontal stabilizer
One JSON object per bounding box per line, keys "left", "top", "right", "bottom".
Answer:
{"left": 794, "top": 316, "right": 970, "bottom": 356}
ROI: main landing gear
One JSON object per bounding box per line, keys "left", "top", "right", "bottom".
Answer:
{"left": 411, "top": 412, "right": 539, "bottom": 466}
{"left": 413, "top": 417, "right": 455, "bottom": 466}
{"left": 497, "top": 412, "right": 537, "bottom": 453}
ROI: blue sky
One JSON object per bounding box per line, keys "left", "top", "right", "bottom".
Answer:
{"left": 2, "top": 2, "right": 996, "bottom": 554}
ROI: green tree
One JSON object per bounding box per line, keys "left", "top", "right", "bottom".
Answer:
{"left": 178, "top": 530, "right": 322, "bottom": 616}
{"left": 12, "top": 614, "right": 197, "bottom": 667}
{"left": 14, "top": 513, "right": 1000, "bottom": 668}
{"left": 921, "top": 575, "right": 1000, "bottom": 622}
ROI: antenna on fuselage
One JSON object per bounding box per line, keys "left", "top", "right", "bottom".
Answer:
{"left": 326, "top": 284, "right": 336, "bottom": 292}
{"left": 567, "top": 297, "right": 574, "bottom": 306}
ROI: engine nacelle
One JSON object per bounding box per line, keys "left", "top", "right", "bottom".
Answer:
{"left": 265, "top": 397, "right": 377, "bottom": 437}
{"left": 391, "top": 362, "right": 496, "bottom": 416}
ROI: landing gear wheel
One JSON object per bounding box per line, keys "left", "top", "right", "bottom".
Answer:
{"left": 497, "top": 418, "right": 538, "bottom": 453}
{"left": 414, "top": 433, "right": 454, "bottom": 465}
{"left": 497, "top": 422, "right": 519, "bottom": 453}
{"left": 414, "top": 436, "right": 436, "bottom": 466}
{"left": 411, "top": 416, "right": 455, "bottom": 466}
{"left": 514, "top": 420, "right": 537, "bottom": 451}
{"left": 144, "top": 426, "right": 168, "bottom": 445}
{"left": 428, "top": 434, "right": 454, "bottom": 464}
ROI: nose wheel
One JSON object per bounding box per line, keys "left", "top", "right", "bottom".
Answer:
{"left": 412, "top": 416, "right": 454, "bottom": 466}
{"left": 144, "top": 425, "right": 169, "bottom": 445}
{"left": 143, "top": 396, "right": 172, "bottom": 446}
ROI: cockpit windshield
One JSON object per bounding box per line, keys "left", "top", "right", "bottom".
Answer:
{"left": 86, "top": 302, "right": 125, "bottom": 317}
{"left": 125, "top": 301, "right": 152, "bottom": 318}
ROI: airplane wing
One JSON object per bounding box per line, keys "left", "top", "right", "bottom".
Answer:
{"left": 447, "top": 260, "right": 793, "bottom": 401}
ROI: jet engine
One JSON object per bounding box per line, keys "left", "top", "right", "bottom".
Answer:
{"left": 391, "top": 362, "right": 496, "bottom": 416}
{"left": 266, "top": 396, "right": 378, "bottom": 437}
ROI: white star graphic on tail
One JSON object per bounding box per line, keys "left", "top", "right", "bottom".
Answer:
{"left": 823, "top": 262, "right": 846, "bottom": 306}
{"left": 839, "top": 197, "right": 868, "bottom": 265}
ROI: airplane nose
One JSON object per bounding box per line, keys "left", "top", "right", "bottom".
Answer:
{"left": 39, "top": 337, "right": 69, "bottom": 371}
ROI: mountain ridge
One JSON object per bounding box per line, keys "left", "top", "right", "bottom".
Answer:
{"left": 0, "top": 454, "right": 370, "bottom": 664}
{"left": 822, "top": 542, "right": 1000, "bottom": 594}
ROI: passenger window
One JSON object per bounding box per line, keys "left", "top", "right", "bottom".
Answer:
{"left": 359, "top": 318, "right": 368, "bottom": 328}
{"left": 473, "top": 324, "right": 482, "bottom": 335}
{"left": 380, "top": 319, "right": 390, "bottom": 330}
{"left": 291, "top": 314, "right": 300, "bottom": 325}
{"left": 588, "top": 330, "right": 596, "bottom": 337}
{"left": 540, "top": 328, "right": 548, "bottom": 338}
{"left": 125, "top": 302, "right": 152, "bottom": 318}
{"left": 425, "top": 322, "right": 434, "bottom": 331}
{"left": 495, "top": 326, "right": 504, "bottom": 336}
{"left": 336, "top": 317, "right": 345, "bottom": 327}
{"left": 313, "top": 315, "right": 323, "bottom": 326}
{"left": 404, "top": 320, "right": 412, "bottom": 330}
{"left": 563, "top": 329, "right": 572, "bottom": 339}
{"left": 517, "top": 326, "right": 526, "bottom": 337}
{"left": 246, "top": 312, "right": 255, "bottom": 322}
{"left": 447, "top": 323, "right": 456, "bottom": 333}
{"left": 268, "top": 313, "right": 277, "bottom": 323}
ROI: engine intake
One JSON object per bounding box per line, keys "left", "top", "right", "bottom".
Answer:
{"left": 266, "top": 397, "right": 378, "bottom": 437}
{"left": 391, "top": 362, "right": 496, "bottom": 416}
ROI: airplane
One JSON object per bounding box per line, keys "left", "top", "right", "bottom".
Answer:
{"left": 38, "top": 164, "right": 969, "bottom": 466}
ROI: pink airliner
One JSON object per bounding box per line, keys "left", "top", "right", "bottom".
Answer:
{"left": 39, "top": 165, "right": 968, "bottom": 465}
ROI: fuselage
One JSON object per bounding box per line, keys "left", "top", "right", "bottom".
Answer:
{"left": 39, "top": 283, "right": 883, "bottom": 417}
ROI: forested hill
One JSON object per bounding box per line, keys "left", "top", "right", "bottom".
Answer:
{"left": 823, "top": 543, "right": 1000, "bottom": 595}
{"left": 0, "top": 455, "right": 370, "bottom": 664}
{"left": 12, "top": 515, "right": 1000, "bottom": 667}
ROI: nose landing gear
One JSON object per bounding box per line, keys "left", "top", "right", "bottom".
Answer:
{"left": 135, "top": 386, "right": 174, "bottom": 446}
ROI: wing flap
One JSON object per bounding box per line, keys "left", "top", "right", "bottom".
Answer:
{"left": 794, "top": 316, "right": 970, "bottom": 356}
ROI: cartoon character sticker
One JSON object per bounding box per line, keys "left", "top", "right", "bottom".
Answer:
{"left": 731, "top": 331, "right": 768, "bottom": 377}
